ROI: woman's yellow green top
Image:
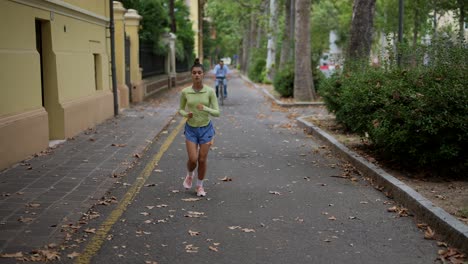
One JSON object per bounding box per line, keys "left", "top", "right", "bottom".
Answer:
{"left": 179, "top": 85, "right": 220, "bottom": 127}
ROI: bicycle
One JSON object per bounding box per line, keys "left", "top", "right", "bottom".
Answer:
{"left": 216, "top": 76, "right": 226, "bottom": 106}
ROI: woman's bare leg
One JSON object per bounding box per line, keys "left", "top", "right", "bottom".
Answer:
{"left": 185, "top": 140, "right": 198, "bottom": 173}
{"left": 197, "top": 142, "right": 211, "bottom": 180}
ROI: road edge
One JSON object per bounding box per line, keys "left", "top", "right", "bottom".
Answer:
{"left": 296, "top": 115, "right": 468, "bottom": 254}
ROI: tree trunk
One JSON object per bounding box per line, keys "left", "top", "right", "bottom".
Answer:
{"left": 458, "top": 0, "right": 465, "bottom": 40}
{"left": 169, "top": 0, "right": 176, "bottom": 33}
{"left": 294, "top": 0, "right": 316, "bottom": 101}
{"left": 345, "top": 0, "right": 376, "bottom": 69}
{"left": 266, "top": 0, "right": 279, "bottom": 81}
{"left": 279, "top": 0, "right": 292, "bottom": 69}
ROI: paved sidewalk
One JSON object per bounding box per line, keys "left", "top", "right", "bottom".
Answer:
{"left": 0, "top": 86, "right": 182, "bottom": 254}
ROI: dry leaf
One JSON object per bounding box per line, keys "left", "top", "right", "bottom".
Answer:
{"left": 67, "top": 252, "right": 80, "bottom": 259}
{"left": 18, "top": 217, "right": 34, "bottom": 223}
{"left": 209, "top": 246, "right": 219, "bottom": 252}
{"left": 417, "top": 223, "right": 428, "bottom": 229}
{"left": 27, "top": 203, "right": 41, "bottom": 208}
{"left": 185, "top": 211, "right": 204, "bottom": 218}
{"left": 219, "top": 177, "right": 233, "bottom": 182}
{"left": 146, "top": 206, "right": 155, "bottom": 210}
{"left": 241, "top": 228, "right": 255, "bottom": 233}
{"left": 0, "top": 252, "right": 23, "bottom": 258}
{"left": 185, "top": 244, "right": 199, "bottom": 253}
{"left": 387, "top": 206, "right": 398, "bottom": 212}
{"left": 144, "top": 220, "right": 152, "bottom": 224}
{"left": 181, "top": 198, "right": 202, "bottom": 202}
{"left": 269, "top": 191, "right": 281, "bottom": 195}
{"left": 134, "top": 153, "right": 141, "bottom": 158}
{"left": 84, "top": 228, "right": 96, "bottom": 234}
{"left": 228, "top": 226, "right": 242, "bottom": 230}
{"left": 140, "top": 212, "right": 150, "bottom": 216}
{"left": 328, "top": 216, "right": 337, "bottom": 221}
{"left": 145, "top": 261, "right": 158, "bottom": 264}
{"left": 188, "top": 230, "right": 200, "bottom": 236}
{"left": 424, "top": 227, "right": 435, "bottom": 240}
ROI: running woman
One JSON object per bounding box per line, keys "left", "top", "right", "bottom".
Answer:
{"left": 179, "top": 59, "right": 220, "bottom": 197}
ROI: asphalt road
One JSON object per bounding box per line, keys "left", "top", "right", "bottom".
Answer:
{"left": 70, "top": 76, "right": 439, "bottom": 264}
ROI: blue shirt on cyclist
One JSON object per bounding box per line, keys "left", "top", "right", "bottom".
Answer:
{"left": 213, "top": 60, "right": 230, "bottom": 98}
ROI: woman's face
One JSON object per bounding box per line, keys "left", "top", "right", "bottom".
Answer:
{"left": 192, "top": 66, "right": 204, "bottom": 84}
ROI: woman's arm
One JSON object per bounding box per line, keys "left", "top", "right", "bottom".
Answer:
{"left": 179, "top": 92, "right": 189, "bottom": 117}
{"left": 201, "top": 90, "right": 220, "bottom": 117}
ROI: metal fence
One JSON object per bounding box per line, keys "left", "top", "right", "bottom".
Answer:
{"left": 176, "top": 58, "right": 190, "bottom": 73}
{"left": 139, "top": 41, "right": 166, "bottom": 78}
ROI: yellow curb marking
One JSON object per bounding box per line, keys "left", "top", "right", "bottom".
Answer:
{"left": 75, "top": 118, "right": 185, "bottom": 264}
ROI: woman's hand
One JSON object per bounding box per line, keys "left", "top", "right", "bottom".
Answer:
{"left": 187, "top": 112, "right": 193, "bottom": 119}
{"left": 196, "top": 104, "right": 204, "bottom": 111}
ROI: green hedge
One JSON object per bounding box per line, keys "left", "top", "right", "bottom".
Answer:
{"left": 273, "top": 64, "right": 294, "bottom": 97}
{"left": 320, "top": 40, "right": 467, "bottom": 176}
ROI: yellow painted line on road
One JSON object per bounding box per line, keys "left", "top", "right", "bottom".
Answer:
{"left": 75, "top": 118, "right": 185, "bottom": 264}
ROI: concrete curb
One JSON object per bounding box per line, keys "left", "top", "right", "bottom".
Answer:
{"left": 240, "top": 75, "right": 324, "bottom": 107}
{"left": 297, "top": 116, "right": 468, "bottom": 254}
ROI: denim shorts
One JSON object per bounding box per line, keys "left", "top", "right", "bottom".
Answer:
{"left": 184, "top": 121, "right": 216, "bottom": 145}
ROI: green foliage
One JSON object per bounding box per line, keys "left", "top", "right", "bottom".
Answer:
{"left": 248, "top": 48, "right": 267, "bottom": 83}
{"left": 174, "top": 0, "right": 195, "bottom": 61}
{"left": 320, "top": 39, "right": 468, "bottom": 176}
{"left": 273, "top": 63, "right": 294, "bottom": 97}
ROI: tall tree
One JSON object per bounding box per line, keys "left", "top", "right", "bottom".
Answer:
{"left": 294, "top": 0, "right": 316, "bottom": 101}
{"left": 279, "top": 0, "right": 293, "bottom": 69}
{"left": 346, "top": 0, "right": 377, "bottom": 68}
{"left": 266, "top": 0, "right": 279, "bottom": 80}
{"left": 169, "top": 0, "right": 176, "bottom": 33}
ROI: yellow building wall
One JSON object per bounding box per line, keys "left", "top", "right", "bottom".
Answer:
{"left": 0, "top": 0, "right": 113, "bottom": 170}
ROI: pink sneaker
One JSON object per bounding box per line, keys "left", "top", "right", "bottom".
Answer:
{"left": 183, "top": 174, "right": 193, "bottom": 189}
{"left": 196, "top": 186, "right": 206, "bottom": 197}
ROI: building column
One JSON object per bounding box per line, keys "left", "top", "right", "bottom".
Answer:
{"left": 163, "top": 33, "right": 177, "bottom": 88}
{"left": 113, "top": 1, "right": 129, "bottom": 108}
{"left": 124, "top": 9, "right": 143, "bottom": 103}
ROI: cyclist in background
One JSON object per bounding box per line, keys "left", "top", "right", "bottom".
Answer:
{"left": 213, "top": 59, "right": 230, "bottom": 99}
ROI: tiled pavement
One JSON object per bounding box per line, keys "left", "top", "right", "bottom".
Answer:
{"left": 0, "top": 87, "right": 182, "bottom": 254}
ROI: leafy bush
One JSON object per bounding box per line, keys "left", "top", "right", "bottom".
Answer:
{"left": 320, "top": 39, "right": 468, "bottom": 176}
{"left": 273, "top": 64, "right": 294, "bottom": 97}
{"left": 248, "top": 58, "right": 266, "bottom": 83}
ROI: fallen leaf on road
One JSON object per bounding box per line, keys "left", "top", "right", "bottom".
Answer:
{"left": 156, "top": 204, "right": 168, "bottom": 208}
{"left": 181, "top": 198, "right": 202, "bottom": 202}
{"left": 144, "top": 220, "right": 152, "bottom": 224}
{"left": 145, "top": 183, "right": 157, "bottom": 187}
{"left": 185, "top": 211, "right": 205, "bottom": 218}
{"left": 67, "top": 252, "right": 80, "bottom": 259}
{"left": 145, "top": 261, "right": 158, "bottom": 264}
{"left": 387, "top": 206, "right": 398, "bottom": 212}
{"left": 27, "top": 203, "right": 41, "bottom": 208}
{"left": 324, "top": 239, "right": 331, "bottom": 243}
{"left": 84, "top": 228, "right": 96, "bottom": 234}
{"left": 185, "top": 244, "right": 199, "bottom": 253}
{"left": 437, "top": 242, "right": 448, "bottom": 247}
{"left": 0, "top": 252, "right": 23, "bottom": 258}
{"left": 417, "top": 223, "right": 428, "bottom": 229}
{"left": 146, "top": 206, "right": 155, "bottom": 210}
{"left": 209, "top": 246, "right": 219, "bottom": 252}
{"left": 241, "top": 228, "right": 255, "bottom": 233}
{"left": 140, "top": 212, "right": 150, "bottom": 216}
{"left": 134, "top": 153, "right": 141, "bottom": 158}
{"left": 219, "top": 177, "right": 233, "bottom": 182}
{"left": 171, "top": 190, "right": 179, "bottom": 193}
{"left": 154, "top": 169, "right": 163, "bottom": 173}
{"left": 269, "top": 191, "right": 281, "bottom": 195}
{"left": 111, "top": 143, "right": 127, "bottom": 147}
{"left": 188, "top": 230, "right": 200, "bottom": 236}
{"left": 18, "top": 217, "right": 34, "bottom": 223}
{"left": 228, "top": 226, "right": 242, "bottom": 230}
{"left": 328, "top": 216, "right": 337, "bottom": 221}
{"left": 424, "top": 227, "right": 435, "bottom": 240}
